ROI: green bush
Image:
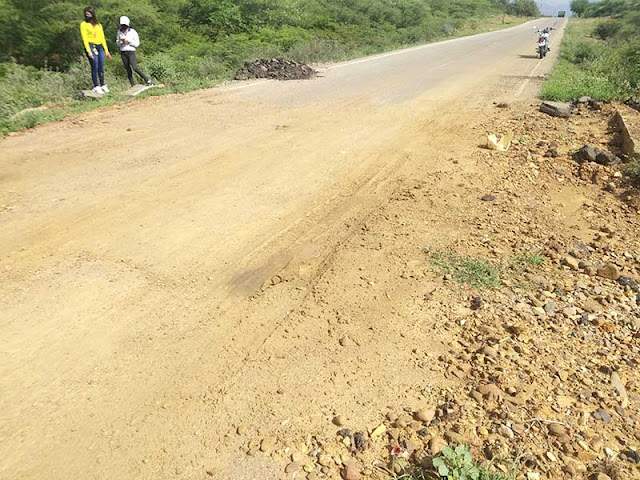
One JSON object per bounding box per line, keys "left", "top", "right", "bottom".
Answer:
{"left": 145, "top": 52, "right": 179, "bottom": 82}
{"left": 594, "top": 20, "right": 622, "bottom": 40}
{"left": 543, "top": 16, "right": 640, "bottom": 102}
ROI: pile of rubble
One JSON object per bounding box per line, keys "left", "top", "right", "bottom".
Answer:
{"left": 235, "top": 59, "right": 316, "bottom": 81}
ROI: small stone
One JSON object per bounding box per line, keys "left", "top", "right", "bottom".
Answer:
{"left": 285, "top": 463, "right": 302, "bottom": 474}
{"left": 342, "top": 462, "right": 361, "bottom": 480}
{"left": 481, "top": 194, "right": 496, "bottom": 202}
{"left": 532, "top": 306, "right": 546, "bottom": 317}
{"left": 291, "top": 452, "right": 306, "bottom": 463}
{"left": 415, "top": 409, "right": 436, "bottom": 423}
{"left": 499, "top": 425, "right": 514, "bottom": 440}
{"left": 477, "top": 383, "right": 502, "bottom": 399}
{"left": 339, "top": 336, "right": 353, "bottom": 347}
{"left": 544, "top": 301, "right": 556, "bottom": 314}
{"left": 589, "top": 474, "right": 612, "bottom": 480}
{"left": 370, "top": 424, "right": 387, "bottom": 439}
{"left": 470, "top": 296, "right": 483, "bottom": 310}
{"left": 445, "top": 430, "right": 465, "bottom": 445}
{"left": 596, "top": 409, "right": 612, "bottom": 423}
{"left": 260, "top": 436, "right": 277, "bottom": 453}
{"left": 597, "top": 263, "right": 620, "bottom": 281}
{"left": 582, "top": 298, "right": 602, "bottom": 313}
{"left": 558, "top": 434, "right": 572, "bottom": 444}
{"left": 394, "top": 415, "right": 411, "bottom": 428}
{"left": 430, "top": 437, "right": 448, "bottom": 455}
{"left": 563, "top": 255, "right": 580, "bottom": 270}
{"left": 236, "top": 425, "right": 248, "bottom": 435}
{"left": 548, "top": 424, "right": 566, "bottom": 437}
{"left": 333, "top": 415, "right": 347, "bottom": 427}
{"left": 480, "top": 345, "right": 498, "bottom": 358}
{"left": 540, "top": 101, "right": 572, "bottom": 118}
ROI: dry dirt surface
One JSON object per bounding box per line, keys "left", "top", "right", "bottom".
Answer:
{"left": 4, "top": 17, "right": 637, "bottom": 480}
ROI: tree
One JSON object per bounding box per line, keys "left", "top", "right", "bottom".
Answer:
{"left": 509, "top": 0, "right": 540, "bottom": 17}
{"left": 571, "top": 0, "right": 591, "bottom": 17}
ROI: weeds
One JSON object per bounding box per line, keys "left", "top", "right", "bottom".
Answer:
{"left": 510, "top": 252, "right": 545, "bottom": 272}
{"left": 542, "top": 19, "right": 640, "bottom": 101}
{"left": 627, "top": 155, "right": 640, "bottom": 185}
{"left": 428, "top": 251, "right": 501, "bottom": 290}
{"left": 390, "top": 445, "right": 516, "bottom": 480}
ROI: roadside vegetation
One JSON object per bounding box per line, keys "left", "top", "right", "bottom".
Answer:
{"left": 0, "top": 0, "right": 539, "bottom": 136}
{"left": 542, "top": 0, "right": 640, "bottom": 102}
{"left": 391, "top": 444, "right": 518, "bottom": 480}
{"left": 428, "top": 251, "right": 503, "bottom": 290}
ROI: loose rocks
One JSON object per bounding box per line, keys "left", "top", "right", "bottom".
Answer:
{"left": 333, "top": 415, "right": 347, "bottom": 426}
{"left": 285, "top": 462, "right": 302, "bottom": 474}
{"left": 574, "top": 145, "right": 599, "bottom": 163}
{"left": 235, "top": 59, "right": 316, "bottom": 81}
{"left": 597, "top": 263, "right": 621, "bottom": 281}
{"left": 540, "top": 101, "right": 573, "bottom": 118}
{"left": 415, "top": 408, "right": 436, "bottom": 423}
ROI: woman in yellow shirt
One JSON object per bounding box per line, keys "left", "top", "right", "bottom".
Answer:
{"left": 80, "top": 6, "right": 112, "bottom": 94}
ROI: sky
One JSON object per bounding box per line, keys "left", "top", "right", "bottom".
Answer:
{"left": 537, "top": 1, "right": 573, "bottom": 16}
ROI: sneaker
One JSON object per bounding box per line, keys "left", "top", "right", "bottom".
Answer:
{"left": 146, "top": 80, "right": 155, "bottom": 86}
{"left": 92, "top": 86, "right": 104, "bottom": 94}
{"left": 101, "top": 85, "right": 110, "bottom": 94}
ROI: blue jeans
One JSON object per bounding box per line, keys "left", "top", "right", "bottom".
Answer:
{"left": 86, "top": 44, "right": 105, "bottom": 87}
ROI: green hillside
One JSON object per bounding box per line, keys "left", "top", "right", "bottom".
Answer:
{"left": 0, "top": 0, "right": 539, "bottom": 135}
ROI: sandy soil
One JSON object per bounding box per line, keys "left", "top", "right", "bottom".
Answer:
{"left": 0, "top": 19, "right": 599, "bottom": 480}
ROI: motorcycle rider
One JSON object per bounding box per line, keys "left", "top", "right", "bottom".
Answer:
{"left": 539, "top": 27, "right": 551, "bottom": 51}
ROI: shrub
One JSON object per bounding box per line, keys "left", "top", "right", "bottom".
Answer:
{"left": 145, "top": 52, "right": 178, "bottom": 82}
{"left": 594, "top": 20, "right": 622, "bottom": 40}
{"left": 628, "top": 156, "right": 640, "bottom": 184}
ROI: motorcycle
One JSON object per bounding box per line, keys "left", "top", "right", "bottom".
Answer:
{"left": 537, "top": 35, "right": 549, "bottom": 59}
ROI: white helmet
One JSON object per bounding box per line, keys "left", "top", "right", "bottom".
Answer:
{"left": 120, "top": 16, "right": 130, "bottom": 27}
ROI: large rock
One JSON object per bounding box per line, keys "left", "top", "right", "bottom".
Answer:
{"left": 540, "top": 101, "right": 573, "bottom": 118}
{"left": 595, "top": 151, "right": 621, "bottom": 166}
{"left": 613, "top": 109, "right": 639, "bottom": 157}
{"left": 574, "top": 145, "right": 599, "bottom": 163}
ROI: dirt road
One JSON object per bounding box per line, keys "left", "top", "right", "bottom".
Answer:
{"left": 1, "top": 19, "right": 565, "bottom": 479}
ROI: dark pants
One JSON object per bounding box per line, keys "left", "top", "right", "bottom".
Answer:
{"left": 86, "top": 44, "right": 105, "bottom": 87}
{"left": 121, "top": 51, "right": 149, "bottom": 86}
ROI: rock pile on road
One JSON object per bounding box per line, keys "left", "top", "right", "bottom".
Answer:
{"left": 235, "top": 59, "right": 316, "bottom": 81}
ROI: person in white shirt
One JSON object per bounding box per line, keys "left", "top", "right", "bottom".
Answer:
{"left": 116, "top": 16, "right": 153, "bottom": 87}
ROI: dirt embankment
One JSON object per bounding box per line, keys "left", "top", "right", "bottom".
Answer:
{"left": 227, "top": 102, "right": 640, "bottom": 480}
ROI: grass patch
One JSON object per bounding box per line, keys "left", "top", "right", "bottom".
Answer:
{"left": 627, "top": 156, "right": 640, "bottom": 185}
{"left": 542, "top": 18, "right": 640, "bottom": 101}
{"left": 428, "top": 251, "right": 502, "bottom": 290}
{"left": 510, "top": 252, "right": 545, "bottom": 271}
{"left": 391, "top": 444, "right": 516, "bottom": 480}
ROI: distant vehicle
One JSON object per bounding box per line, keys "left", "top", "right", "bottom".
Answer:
{"left": 558, "top": 10, "right": 566, "bottom": 17}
